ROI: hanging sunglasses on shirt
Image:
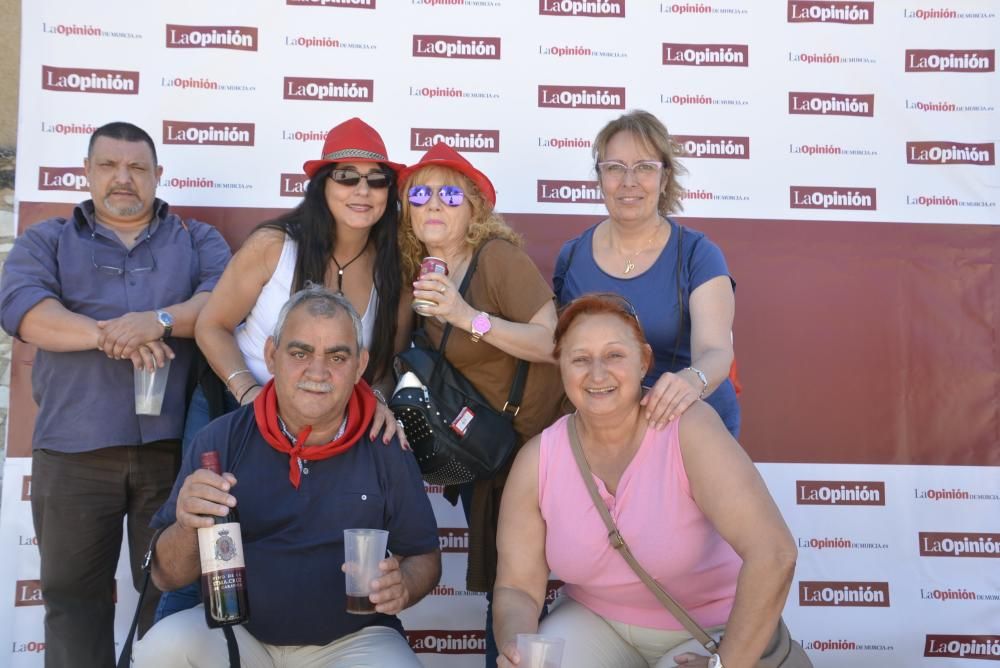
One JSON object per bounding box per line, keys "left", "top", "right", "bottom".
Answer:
{"left": 328, "top": 168, "right": 392, "bottom": 189}
{"left": 407, "top": 185, "right": 465, "bottom": 207}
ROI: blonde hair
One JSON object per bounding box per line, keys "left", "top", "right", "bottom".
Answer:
{"left": 592, "top": 109, "right": 688, "bottom": 216}
{"left": 399, "top": 166, "right": 521, "bottom": 281}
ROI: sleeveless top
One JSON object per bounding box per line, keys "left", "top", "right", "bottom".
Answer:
{"left": 235, "top": 235, "right": 377, "bottom": 384}
{"left": 539, "top": 414, "right": 740, "bottom": 630}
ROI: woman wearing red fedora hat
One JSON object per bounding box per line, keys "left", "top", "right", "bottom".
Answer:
{"left": 397, "top": 142, "right": 565, "bottom": 665}
{"left": 153, "top": 118, "right": 412, "bottom": 621}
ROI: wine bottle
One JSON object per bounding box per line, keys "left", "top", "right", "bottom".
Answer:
{"left": 197, "top": 450, "right": 251, "bottom": 628}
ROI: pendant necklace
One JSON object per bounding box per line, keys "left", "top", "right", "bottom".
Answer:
{"left": 620, "top": 223, "right": 662, "bottom": 275}
{"left": 331, "top": 242, "right": 369, "bottom": 293}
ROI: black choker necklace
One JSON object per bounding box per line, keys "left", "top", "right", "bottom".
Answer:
{"left": 332, "top": 243, "right": 368, "bottom": 293}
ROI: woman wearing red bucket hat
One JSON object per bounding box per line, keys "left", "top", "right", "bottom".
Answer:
{"left": 152, "top": 118, "right": 412, "bottom": 620}
{"left": 397, "top": 142, "right": 565, "bottom": 665}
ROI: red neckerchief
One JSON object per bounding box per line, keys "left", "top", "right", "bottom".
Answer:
{"left": 253, "top": 378, "right": 376, "bottom": 488}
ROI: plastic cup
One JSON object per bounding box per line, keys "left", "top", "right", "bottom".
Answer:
{"left": 134, "top": 358, "right": 171, "bottom": 416}
{"left": 343, "top": 529, "right": 388, "bottom": 615}
{"left": 516, "top": 634, "right": 564, "bottom": 668}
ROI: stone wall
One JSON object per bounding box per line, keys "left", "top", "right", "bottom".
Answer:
{"left": 0, "top": 0, "right": 21, "bottom": 471}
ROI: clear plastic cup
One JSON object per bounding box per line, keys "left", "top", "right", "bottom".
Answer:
{"left": 343, "top": 529, "right": 388, "bottom": 615}
{"left": 134, "top": 358, "right": 171, "bottom": 416}
{"left": 516, "top": 634, "right": 564, "bottom": 668}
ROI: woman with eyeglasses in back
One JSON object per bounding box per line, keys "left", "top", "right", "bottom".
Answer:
{"left": 553, "top": 110, "right": 740, "bottom": 437}
{"left": 397, "top": 142, "right": 564, "bottom": 666}
{"left": 153, "top": 117, "right": 410, "bottom": 622}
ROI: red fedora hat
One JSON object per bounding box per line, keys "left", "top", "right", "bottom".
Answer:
{"left": 397, "top": 142, "right": 496, "bottom": 206}
{"left": 303, "top": 117, "right": 405, "bottom": 178}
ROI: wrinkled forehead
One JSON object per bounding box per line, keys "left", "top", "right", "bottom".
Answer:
{"left": 564, "top": 312, "right": 642, "bottom": 346}
{"left": 599, "top": 130, "right": 660, "bottom": 162}
{"left": 89, "top": 136, "right": 156, "bottom": 165}
{"left": 283, "top": 306, "right": 360, "bottom": 351}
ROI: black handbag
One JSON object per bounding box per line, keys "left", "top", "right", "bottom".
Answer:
{"left": 390, "top": 241, "right": 528, "bottom": 486}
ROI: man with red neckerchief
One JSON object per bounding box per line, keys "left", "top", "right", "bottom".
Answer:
{"left": 134, "top": 287, "right": 440, "bottom": 667}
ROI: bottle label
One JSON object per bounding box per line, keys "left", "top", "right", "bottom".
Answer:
{"left": 198, "top": 522, "right": 246, "bottom": 572}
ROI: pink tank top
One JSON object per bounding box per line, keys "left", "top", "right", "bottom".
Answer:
{"left": 539, "top": 415, "right": 740, "bottom": 630}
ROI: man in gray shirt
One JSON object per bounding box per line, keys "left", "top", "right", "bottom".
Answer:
{"left": 0, "top": 122, "right": 231, "bottom": 668}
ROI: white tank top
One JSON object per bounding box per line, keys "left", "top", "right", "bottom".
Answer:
{"left": 235, "top": 235, "right": 378, "bottom": 384}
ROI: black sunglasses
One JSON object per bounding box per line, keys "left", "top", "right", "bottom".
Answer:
{"left": 590, "top": 292, "right": 640, "bottom": 322}
{"left": 328, "top": 168, "right": 392, "bottom": 189}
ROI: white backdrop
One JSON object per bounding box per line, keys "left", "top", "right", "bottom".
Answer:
{"left": 4, "top": 1, "right": 999, "bottom": 666}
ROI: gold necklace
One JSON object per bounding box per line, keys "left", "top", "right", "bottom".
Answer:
{"left": 619, "top": 223, "right": 662, "bottom": 274}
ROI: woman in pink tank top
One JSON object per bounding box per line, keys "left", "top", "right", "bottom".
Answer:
{"left": 493, "top": 294, "right": 798, "bottom": 668}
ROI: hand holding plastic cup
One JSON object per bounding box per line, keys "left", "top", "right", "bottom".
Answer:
{"left": 343, "top": 529, "right": 389, "bottom": 615}
{"left": 515, "top": 634, "right": 564, "bottom": 668}
{"left": 134, "top": 358, "right": 171, "bottom": 416}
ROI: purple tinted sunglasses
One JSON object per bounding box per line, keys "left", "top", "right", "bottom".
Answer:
{"left": 408, "top": 185, "right": 465, "bottom": 207}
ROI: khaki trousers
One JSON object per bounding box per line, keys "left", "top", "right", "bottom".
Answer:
{"left": 538, "top": 597, "right": 726, "bottom": 667}
{"left": 134, "top": 606, "right": 423, "bottom": 668}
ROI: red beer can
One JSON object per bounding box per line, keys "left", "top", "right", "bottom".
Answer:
{"left": 420, "top": 257, "right": 448, "bottom": 277}
{"left": 413, "top": 257, "right": 449, "bottom": 314}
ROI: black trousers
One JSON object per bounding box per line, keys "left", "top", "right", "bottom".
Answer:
{"left": 31, "top": 442, "right": 181, "bottom": 668}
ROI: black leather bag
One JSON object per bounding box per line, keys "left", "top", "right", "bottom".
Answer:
{"left": 390, "top": 242, "right": 528, "bottom": 486}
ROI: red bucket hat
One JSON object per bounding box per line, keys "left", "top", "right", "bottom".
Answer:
{"left": 397, "top": 142, "right": 497, "bottom": 206}
{"left": 302, "top": 117, "right": 405, "bottom": 178}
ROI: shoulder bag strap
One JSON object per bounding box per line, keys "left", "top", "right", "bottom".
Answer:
{"left": 669, "top": 220, "right": 686, "bottom": 369}
{"left": 116, "top": 527, "right": 240, "bottom": 668}
{"left": 436, "top": 240, "right": 529, "bottom": 418}
{"left": 436, "top": 239, "right": 487, "bottom": 353}
{"left": 116, "top": 528, "right": 163, "bottom": 668}
{"left": 566, "top": 415, "right": 719, "bottom": 654}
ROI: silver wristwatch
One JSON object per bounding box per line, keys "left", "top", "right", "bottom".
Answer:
{"left": 685, "top": 366, "right": 708, "bottom": 398}
{"left": 155, "top": 310, "right": 174, "bottom": 339}
{"left": 708, "top": 654, "right": 725, "bottom": 668}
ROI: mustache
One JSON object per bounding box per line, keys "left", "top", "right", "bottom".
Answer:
{"left": 297, "top": 381, "right": 333, "bottom": 393}
{"left": 106, "top": 183, "right": 138, "bottom": 196}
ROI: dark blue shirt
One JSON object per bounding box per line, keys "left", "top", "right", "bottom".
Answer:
{"left": 0, "top": 199, "right": 231, "bottom": 452}
{"left": 151, "top": 404, "right": 440, "bottom": 647}
{"left": 553, "top": 219, "right": 741, "bottom": 436}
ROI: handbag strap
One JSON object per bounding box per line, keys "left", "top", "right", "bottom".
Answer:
{"left": 434, "top": 239, "right": 530, "bottom": 416}
{"left": 566, "top": 415, "right": 719, "bottom": 654}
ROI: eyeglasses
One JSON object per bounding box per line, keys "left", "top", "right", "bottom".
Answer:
{"left": 596, "top": 160, "right": 665, "bottom": 183}
{"left": 408, "top": 185, "right": 465, "bottom": 207}
{"left": 90, "top": 228, "right": 157, "bottom": 276}
{"left": 328, "top": 168, "right": 392, "bottom": 189}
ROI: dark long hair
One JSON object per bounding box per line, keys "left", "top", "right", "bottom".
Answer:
{"left": 259, "top": 163, "right": 401, "bottom": 383}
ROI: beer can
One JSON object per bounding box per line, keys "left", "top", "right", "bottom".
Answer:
{"left": 413, "top": 257, "right": 449, "bottom": 314}
{"left": 420, "top": 256, "right": 448, "bottom": 277}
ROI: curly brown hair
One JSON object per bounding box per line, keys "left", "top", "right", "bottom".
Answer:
{"left": 592, "top": 109, "right": 688, "bottom": 216}
{"left": 399, "top": 165, "right": 521, "bottom": 281}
